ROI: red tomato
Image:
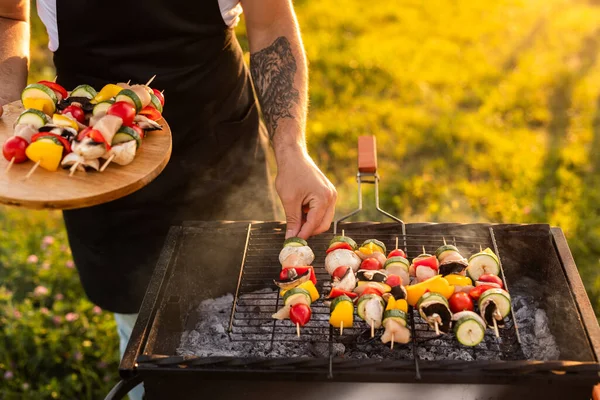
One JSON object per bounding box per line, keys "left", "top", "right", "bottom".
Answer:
{"left": 2, "top": 136, "right": 28, "bottom": 163}
{"left": 468, "top": 285, "right": 495, "bottom": 301}
{"left": 388, "top": 249, "right": 406, "bottom": 258}
{"left": 360, "top": 258, "right": 382, "bottom": 270}
{"left": 279, "top": 267, "right": 317, "bottom": 285}
{"left": 478, "top": 274, "right": 503, "bottom": 289}
{"left": 326, "top": 242, "right": 353, "bottom": 254}
{"left": 289, "top": 304, "right": 311, "bottom": 326}
{"left": 139, "top": 105, "right": 162, "bottom": 121}
{"left": 449, "top": 292, "right": 474, "bottom": 313}
{"left": 386, "top": 275, "right": 401, "bottom": 287}
{"left": 413, "top": 255, "right": 439, "bottom": 271}
{"left": 131, "top": 124, "right": 145, "bottom": 139}
{"left": 152, "top": 88, "right": 165, "bottom": 106}
{"left": 39, "top": 81, "right": 68, "bottom": 100}
{"left": 107, "top": 101, "right": 136, "bottom": 126}
{"left": 62, "top": 105, "right": 85, "bottom": 124}
{"left": 332, "top": 266, "right": 349, "bottom": 280}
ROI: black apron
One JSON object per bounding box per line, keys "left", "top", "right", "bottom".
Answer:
{"left": 54, "top": 0, "right": 276, "bottom": 313}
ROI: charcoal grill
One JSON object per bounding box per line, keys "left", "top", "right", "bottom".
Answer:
{"left": 106, "top": 137, "right": 600, "bottom": 400}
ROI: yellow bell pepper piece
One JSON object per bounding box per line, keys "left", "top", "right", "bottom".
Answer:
{"left": 23, "top": 98, "right": 55, "bottom": 115}
{"left": 444, "top": 274, "right": 472, "bottom": 287}
{"left": 406, "top": 275, "right": 454, "bottom": 306}
{"left": 25, "top": 141, "right": 63, "bottom": 172}
{"left": 358, "top": 242, "right": 384, "bottom": 255}
{"left": 394, "top": 299, "right": 408, "bottom": 313}
{"left": 92, "top": 84, "right": 123, "bottom": 103}
{"left": 281, "top": 280, "right": 319, "bottom": 303}
{"left": 329, "top": 299, "right": 354, "bottom": 328}
{"left": 52, "top": 114, "right": 80, "bottom": 132}
{"left": 386, "top": 296, "right": 396, "bottom": 311}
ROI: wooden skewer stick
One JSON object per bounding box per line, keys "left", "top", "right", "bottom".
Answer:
{"left": 340, "top": 321, "right": 343, "bottom": 336}
{"left": 160, "top": 89, "right": 165, "bottom": 95}
{"left": 480, "top": 244, "right": 483, "bottom": 252}
{"left": 24, "top": 160, "right": 40, "bottom": 179}
{"left": 422, "top": 245, "right": 426, "bottom": 254}
{"left": 341, "top": 229, "right": 345, "bottom": 237}
{"left": 145, "top": 75, "right": 156, "bottom": 86}
{"left": 126, "top": 79, "right": 131, "bottom": 85}
{"left": 443, "top": 237, "right": 447, "bottom": 245}
{"left": 434, "top": 321, "right": 440, "bottom": 336}
{"left": 296, "top": 323, "right": 301, "bottom": 338}
{"left": 395, "top": 237, "right": 399, "bottom": 250}
{"left": 492, "top": 310, "right": 501, "bottom": 337}
{"left": 69, "top": 162, "right": 79, "bottom": 177}
{"left": 468, "top": 330, "right": 474, "bottom": 343}
{"left": 371, "top": 319, "right": 375, "bottom": 338}
{"left": 391, "top": 334, "right": 394, "bottom": 350}
{"left": 100, "top": 154, "right": 115, "bottom": 172}
{"left": 5, "top": 157, "right": 15, "bottom": 173}
{"left": 53, "top": 75, "right": 58, "bottom": 82}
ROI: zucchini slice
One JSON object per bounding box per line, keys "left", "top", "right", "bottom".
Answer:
{"left": 467, "top": 249, "right": 500, "bottom": 281}
{"left": 384, "top": 256, "right": 410, "bottom": 271}
{"left": 361, "top": 239, "right": 387, "bottom": 254}
{"left": 435, "top": 244, "right": 460, "bottom": 259}
{"left": 21, "top": 83, "right": 58, "bottom": 114}
{"left": 328, "top": 235, "right": 358, "bottom": 250}
{"left": 356, "top": 294, "right": 384, "bottom": 320}
{"left": 282, "top": 288, "right": 312, "bottom": 306}
{"left": 115, "top": 89, "right": 142, "bottom": 112}
{"left": 382, "top": 309, "right": 407, "bottom": 326}
{"left": 330, "top": 295, "right": 353, "bottom": 311}
{"left": 71, "top": 84, "right": 97, "bottom": 99}
{"left": 283, "top": 237, "right": 308, "bottom": 247}
{"left": 112, "top": 126, "right": 143, "bottom": 149}
{"left": 149, "top": 92, "right": 163, "bottom": 113}
{"left": 93, "top": 100, "right": 114, "bottom": 117}
{"left": 17, "top": 109, "right": 50, "bottom": 129}
{"left": 479, "top": 288, "right": 511, "bottom": 327}
{"left": 454, "top": 317, "right": 485, "bottom": 346}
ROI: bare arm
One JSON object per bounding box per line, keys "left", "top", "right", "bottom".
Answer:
{"left": 242, "top": 0, "right": 337, "bottom": 239}
{"left": 0, "top": 0, "right": 29, "bottom": 105}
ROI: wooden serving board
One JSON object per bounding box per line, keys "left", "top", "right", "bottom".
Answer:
{"left": 0, "top": 101, "right": 172, "bottom": 210}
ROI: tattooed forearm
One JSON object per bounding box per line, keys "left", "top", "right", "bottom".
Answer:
{"left": 250, "top": 36, "right": 300, "bottom": 140}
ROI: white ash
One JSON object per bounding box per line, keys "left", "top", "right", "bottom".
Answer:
{"left": 177, "top": 290, "right": 560, "bottom": 361}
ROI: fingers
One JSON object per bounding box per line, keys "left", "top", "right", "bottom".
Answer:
{"left": 283, "top": 201, "right": 303, "bottom": 239}
{"left": 296, "top": 202, "right": 327, "bottom": 240}
{"left": 316, "top": 192, "right": 336, "bottom": 234}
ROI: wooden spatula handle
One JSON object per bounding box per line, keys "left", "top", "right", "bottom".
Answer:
{"left": 358, "top": 136, "right": 377, "bottom": 173}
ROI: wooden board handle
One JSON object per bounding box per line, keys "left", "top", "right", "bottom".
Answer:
{"left": 358, "top": 136, "right": 377, "bottom": 173}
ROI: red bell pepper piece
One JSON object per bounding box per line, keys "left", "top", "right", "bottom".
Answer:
{"left": 326, "top": 242, "right": 353, "bottom": 254}
{"left": 478, "top": 274, "right": 503, "bottom": 289}
{"left": 139, "top": 105, "right": 162, "bottom": 121}
{"left": 326, "top": 287, "right": 358, "bottom": 299}
{"left": 413, "top": 255, "right": 439, "bottom": 271}
{"left": 39, "top": 80, "right": 68, "bottom": 100}
{"left": 279, "top": 266, "right": 316, "bottom": 285}
{"left": 360, "top": 287, "right": 383, "bottom": 297}
{"left": 386, "top": 275, "right": 401, "bottom": 287}
{"left": 469, "top": 285, "right": 495, "bottom": 300}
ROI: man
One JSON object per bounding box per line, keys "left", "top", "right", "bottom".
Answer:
{"left": 0, "top": 0, "right": 337, "bottom": 398}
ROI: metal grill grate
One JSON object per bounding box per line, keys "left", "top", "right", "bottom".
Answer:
{"left": 228, "top": 224, "right": 524, "bottom": 364}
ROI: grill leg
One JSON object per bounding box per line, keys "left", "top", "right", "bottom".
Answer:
{"left": 104, "top": 375, "right": 144, "bottom": 400}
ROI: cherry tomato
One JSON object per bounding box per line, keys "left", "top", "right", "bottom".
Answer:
{"left": 289, "top": 304, "right": 311, "bottom": 327}
{"left": 360, "top": 258, "right": 382, "bottom": 270}
{"left": 386, "top": 275, "right": 401, "bottom": 287}
{"left": 2, "top": 136, "right": 28, "bottom": 163}
{"left": 131, "top": 124, "right": 145, "bottom": 139}
{"left": 62, "top": 105, "right": 85, "bottom": 124}
{"left": 468, "top": 285, "right": 495, "bottom": 301}
{"left": 388, "top": 249, "right": 406, "bottom": 258}
{"left": 326, "top": 242, "right": 353, "bottom": 254}
{"left": 152, "top": 88, "right": 165, "bottom": 106}
{"left": 39, "top": 81, "right": 68, "bottom": 100}
{"left": 478, "top": 274, "right": 503, "bottom": 289}
{"left": 107, "top": 101, "right": 136, "bottom": 126}
{"left": 449, "top": 292, "right": 474, "bottom": 313}
{"left": 139, "top": 105, "right": 162, "bottom": 121}
{"left": 332, "top": 266, "right": 349, "bottom": 280}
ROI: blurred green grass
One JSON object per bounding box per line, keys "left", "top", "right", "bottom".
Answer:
{"left": 3, "top": 0, "right": 600, "bottom": 397}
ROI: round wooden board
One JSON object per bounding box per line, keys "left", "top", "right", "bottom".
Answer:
{"left": 0, "top": 101, "right": 172, "bottom": 210}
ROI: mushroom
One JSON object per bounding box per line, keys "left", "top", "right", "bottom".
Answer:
{"left": 333, "top": 268, "right": 357, "bottom": 292}
{"left": 356, "top": 269, "right": 387, "bottom": 283}
{"left": 418, "top": 298, "right": 452, "bottom": 334}
{"left": 439, "top": 259, "right": 468, "bottom": 276}
{"left": 480, "top": 298, "right": 505, "bottom": 328}
{"left": 134, "top": 114, "right": 163, "bottom": 131}
{"left": 272, "top": 270, "right": 311, "bottom": 290}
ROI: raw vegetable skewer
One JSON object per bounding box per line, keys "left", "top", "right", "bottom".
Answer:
{"left": 5, "top": 157, "right": 14, "bottom": 173}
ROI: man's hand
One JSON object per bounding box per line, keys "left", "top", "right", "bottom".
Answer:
{"left": 0, "top": 0, "right": 29, "bottom": 105}
{"left": 276, "top": 146, "right": 337, "bottom": 239}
